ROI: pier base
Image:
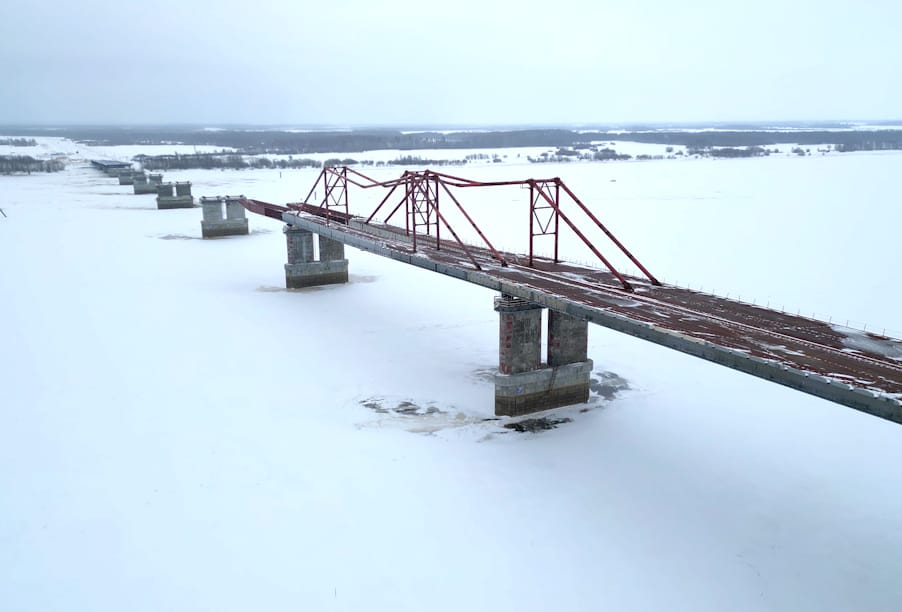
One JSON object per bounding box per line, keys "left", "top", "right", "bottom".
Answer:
{"left": 133, "top": 174, "right": 156, "bottom": 194}
{"left": 156, "top": 182, "right": 194, "bottom": 209}
{"left": 202, "top": 218, "right": 249, "bottom": 237}
{"left": 285, "top": 260, "right": 349, "bottom": 288}
{"left": 493, "top": 295, "right": 592, "bottom": 416}
{"left": 284, "top": 226, "right": 348, "bottom": 288}
{"left": 157, "top": 196, "right": 195, "bottom": 210}
{"left": 494, "top": 360, "right": 593, "bottom": 417}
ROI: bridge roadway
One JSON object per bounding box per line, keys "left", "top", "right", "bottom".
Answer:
{"left": 254, "top": 201, "right": 902, "bottom": 425}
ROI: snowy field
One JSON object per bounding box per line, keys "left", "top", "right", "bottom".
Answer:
{"left": 1, "top": 144, "right": 902, "bottom": 611}
{"left": 0, "top": 137, "right": 232, "bottom": 161}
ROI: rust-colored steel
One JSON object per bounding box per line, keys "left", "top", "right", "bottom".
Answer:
{"left": 248, "top": 166, "right": 656, "bottom": 290}
{"left": 240, "top": 189, "right": 902, "bottom": 425}
{"left": 239, "top": 197, "right": 288, "bottom": 220}
{"left": 529, "top": 180, "right": 561, "bottom": 266}
{"left": 437, "top": 180, "right": 507, "bottom": 267}
{"left": 557, "top": 180, "right": 660, "bottom": 286}
{"left": 409, "top": 173, "right": 440, "bottom": 244}
{"left": 529, "top": 179, "right": 634, "bottom": 291}
{"left": 365, "top": 182, "right": 402, "bottom": 224}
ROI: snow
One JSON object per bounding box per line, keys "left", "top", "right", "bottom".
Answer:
{"left": 0, "top": 136, "right": 234, "bottom": 162}
{"left": 1, "top": 145, "right": 902, "bottom": 611}
{"left": 833, "top": 327, "right": 902, "bottom": 361}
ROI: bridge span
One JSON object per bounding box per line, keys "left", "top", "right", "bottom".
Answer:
{"left": 238, "top": 167, "right": 902, "bottom": 424}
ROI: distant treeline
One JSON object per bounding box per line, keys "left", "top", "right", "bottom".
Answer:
{"left": 835, "top": 140, "right": 902, "bottom": 152}
{"left": 135, "top": 153, "right": 321, "bottom": 171}
{"left": 591, "top": 130, "right": 902, "bottom": 149}
{"left": 3, "top": 126, "right": 902, "bottom": 155}
{"left": 0, "top": 155, "right": 65, "bottom": 174}
{"left": 0, "top": 127, "right": 576, "bottom": 153}
{"left": 531, "top": 144, "right": 786, "bottom": 164}
{"left": 689, "top": 146, "right": 773, "bottom": 158}
{"left": 135, "top": 153, "right": 475, "bottom": 171}
{"left": 530, "top": 147, "right": 634, "bottom": 163}
{"left": 386, "top": 155, "right": 467, "bottom": 166}
{"left": 0, "top": 137, "right": 37, "bottom": 146}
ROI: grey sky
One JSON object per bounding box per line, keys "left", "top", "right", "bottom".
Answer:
{"left": 1, "top": 0, "right": 899, "bottom": 126}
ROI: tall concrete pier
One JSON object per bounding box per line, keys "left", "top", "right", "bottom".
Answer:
{"left": 118, "top": 170, "right": 135, "bottom": 185}
{"left": 284, "top": 225, "right": 349, "bottom": 288}
{"left": 200, "top": 195, "right": 249, "bottom": 238}
{"left": 494, "top": 295, "right": 592, "bottom": 416}
{"left": 156, "top": 181, "right": 194, "bottom": 209}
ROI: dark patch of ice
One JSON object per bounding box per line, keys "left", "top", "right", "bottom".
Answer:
{"left": 590, "top": 371, "right": 630, "bottom": 400}
{"left": 504, "top": 417, "right": 573, "bottom": 433}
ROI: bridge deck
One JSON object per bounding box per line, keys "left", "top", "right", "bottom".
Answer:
{"left": 274, "top": 205, "right": 902, "bottom": 424}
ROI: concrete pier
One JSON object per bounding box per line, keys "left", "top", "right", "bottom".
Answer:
{"left": 548, "top": 310, "right": 589, "bottom": 366}
{"left": 496, "top": 295, "right": 542, "bottom": 375}
{"left": 156, "top": 181, "right": 194, "bottom": 209}
{"left": 118, "top": 170, "right": 135, "bottom": 185}
{"left": 132, "top": 172, "right": 156, "bottom": 194}
{"left": 284, "top": 225, "right": 349, "bottom": 288}
{"left": 494, "top": 295, "right": 592, "bottom": 416}
{"left": 148, "top": 173, "right": 163, "bottom": 185}
{"left": 200, "top": 195, "right": 249, "bottom": 238}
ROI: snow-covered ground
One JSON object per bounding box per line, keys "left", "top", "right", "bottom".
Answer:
{"left": 0, "top": 135, "right": 839, "bottom": 170}
{"left": 0, "top": 137, "right": 232, "bottom": 162}
{"left": 1, "top": 145, "right": 901, "bottom": 611}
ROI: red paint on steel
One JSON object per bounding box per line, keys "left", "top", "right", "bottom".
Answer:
{"left": 529, "top": 179, "right": 634, "bottom": 291}
{"left": 248, "top": 167, "right": 659, "bottom": 291}
{"left": 437, "top": 180, "right": 507, "bottom": 267}
{"left": 557, "top": 180, "right": 661, "bottom": 286}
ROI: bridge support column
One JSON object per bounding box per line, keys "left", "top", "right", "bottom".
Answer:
{"left": 284, "top": 225, "right": 349, "bottom": 288}
{"left": 494, "top": 295, "right": 592, "bottom": 417}
{"left": 156, "top": 181, "right": 194, "bottom": 209}
{"left": 318, "top": 235, "right": 346, "bottom": 262}
{"left": 133, "top": 172, "right": 156, "bottom": 194}
{"left": 546, "top": 309, "right": 592, "bottom": 404}
{"left": 548, "top": 310, "right": 589, "bottom": 366}
{"left": 201, "top": 195, "right": 249, "bottom": 238}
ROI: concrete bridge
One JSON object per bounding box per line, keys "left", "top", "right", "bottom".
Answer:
{"left": 239, "top": 167, "right": 902, "bottom": 424}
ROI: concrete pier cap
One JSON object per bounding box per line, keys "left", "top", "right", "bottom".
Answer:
{"left": 156, "top": 182, "right": 194, "bottom": 210}
{"left": 493, "top": 294, "right": 592, "bottom": 417}
{"left": 200, "top": 195, "right": 249, "bottom": 238}
{"left": 133, "top": 172, "right": 156, "bottom": 194}
{"left": 175, "top": 181, "right": 192, "bottom": 197}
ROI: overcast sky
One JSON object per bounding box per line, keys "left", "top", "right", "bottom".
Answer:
{"left": 1, "top": 0, "right": 899, "bottom": 126}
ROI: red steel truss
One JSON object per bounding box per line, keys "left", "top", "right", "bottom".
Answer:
{"left": 246, "top": 166, "right": 660, "bottom": 291}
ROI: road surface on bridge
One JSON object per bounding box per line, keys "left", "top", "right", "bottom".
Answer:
{"left": 241, "top": 197, "right": 902, "bottom": 425}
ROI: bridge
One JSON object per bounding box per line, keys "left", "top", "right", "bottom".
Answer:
{"left": 238, "top": 166, "right": 902, "bottom": 424}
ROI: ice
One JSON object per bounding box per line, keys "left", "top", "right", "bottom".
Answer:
{"left": 1, "top": 145, "right": 902, "bottom": 611}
